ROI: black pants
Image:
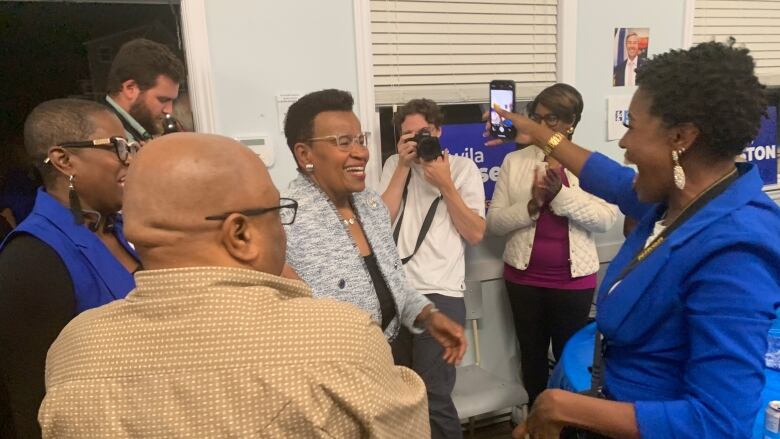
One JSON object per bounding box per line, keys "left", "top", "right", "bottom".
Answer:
{"left": 505, "top": 281, "right": 593, "bottom": 406}
{"left": 391, "top": 294, "right": 466, "bottom": 439}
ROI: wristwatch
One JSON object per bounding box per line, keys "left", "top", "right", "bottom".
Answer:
{"left": 541, "top": 131, "right": 565, "bottom": 156}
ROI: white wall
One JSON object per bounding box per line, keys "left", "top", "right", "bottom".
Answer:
{"left": 573, "top": 0, "right": 688, "bottom": 163}
{"left": 202, "top": 1, "right": 362, "bottom": 189}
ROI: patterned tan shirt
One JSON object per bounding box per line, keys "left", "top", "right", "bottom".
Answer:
{"left": 39, "top": 267, "right": 430, "bottom": 438}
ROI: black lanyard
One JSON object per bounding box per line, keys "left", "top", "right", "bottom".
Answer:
{"left": 609, "top": 168, "right": 738, "bottom": 292}
{"left": 589, "top": 167, "right": 738, "bottom": 395}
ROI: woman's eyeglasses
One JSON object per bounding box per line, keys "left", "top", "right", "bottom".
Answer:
{"left": 204, "top": 198, "right": 298, "bottom": 225}
{"left": 44, "top": 137, "right": 140, "bottom": 165}
{"left": 529, "top": 113, "right": 562, "bottom": 127}
{"left": 306, "top": 132, "right": 370, "bottom": 151}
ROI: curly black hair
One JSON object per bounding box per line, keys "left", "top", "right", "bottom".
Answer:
{"left": 636, "top": 40, "right": 766, "bottom": 159}
{"left": 392, "top": 98, "right": 445, "bottom": 137}
{"left": 283, "top": 89, "right": 354, "bottom": 157}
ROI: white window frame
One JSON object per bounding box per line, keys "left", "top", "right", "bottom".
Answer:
{"left": 180, "top": 0, "right": 217, "bottom": 134}
{"left": 352, "top": 0, "right": 578, "bottom": 190}
{"left": 11, "top": 0, "right": 217, "bottom": 133}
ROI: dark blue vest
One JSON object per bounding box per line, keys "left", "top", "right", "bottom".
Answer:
{"left": 0, "top": 188, "right": 137, "bottom": 313}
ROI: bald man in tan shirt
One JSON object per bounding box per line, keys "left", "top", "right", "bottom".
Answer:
{"left": 38, "top": 133, "right": 430, "bottom": 438}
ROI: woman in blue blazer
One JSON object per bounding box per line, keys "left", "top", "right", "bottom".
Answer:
{"left": 0, "top": 99, "right": 140, "bottom": 438}
{"left": 492, "top": 41, "right": 780, "bottom": 439}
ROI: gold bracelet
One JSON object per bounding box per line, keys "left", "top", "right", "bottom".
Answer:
{"left": 541, "top": 131, "right": 565, "bottom": 156}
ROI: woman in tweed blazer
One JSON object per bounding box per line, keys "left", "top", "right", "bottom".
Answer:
{"left": 281, "top": 89, "right": 466, "bottom": 365}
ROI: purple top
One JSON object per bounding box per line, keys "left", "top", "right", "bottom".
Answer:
{"left": 504, "top": 168, "right": 596, "bottom": 290}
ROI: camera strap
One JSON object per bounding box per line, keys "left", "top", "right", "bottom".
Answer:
{"left": 393, "top": 171, "right": 442, "bottom": 265}
{"left": 102, "top": 97, "right": 151, "bottom": 142}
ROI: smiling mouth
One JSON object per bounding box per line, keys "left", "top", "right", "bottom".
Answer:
{"left": 345, "top": 166, "right": 365, "bottom": 176}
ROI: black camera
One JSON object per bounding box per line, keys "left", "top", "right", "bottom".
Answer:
{"left": 162, "top": 113, "right": 180, "bottom": 135}
{"left": 412, "top": 129, "right": 442, "bottom": 161}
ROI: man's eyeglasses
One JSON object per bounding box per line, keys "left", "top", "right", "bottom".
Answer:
{"left": 44, "top": 137, "right": 140, "bottom": 165}
{"left": 204, "top": 198, "right": 298, "bottom": 225}
{"left": 306, "top": 132, "right": 370, "bottom": 151}
{"left": 529, "top": 113, "right": 562, "bottom": 127}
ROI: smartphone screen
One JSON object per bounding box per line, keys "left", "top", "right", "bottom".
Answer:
{"left": 490, "top": 80, "right": 516, "bottom": 138}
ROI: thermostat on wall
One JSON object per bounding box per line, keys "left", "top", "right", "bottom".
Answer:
{"left": 236, "top": 136, "right": 274, "bottom": 167}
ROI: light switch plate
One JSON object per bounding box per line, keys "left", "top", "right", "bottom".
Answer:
{"left": 236, "top": 136, "right": 274, "bottom": 167}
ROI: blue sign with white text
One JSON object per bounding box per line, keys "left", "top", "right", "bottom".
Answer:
{"left": 440, "top": 123, "right": 516, "bottom": 208}
{"left": 743, "top": 106, "right": 777, "bottom": 186}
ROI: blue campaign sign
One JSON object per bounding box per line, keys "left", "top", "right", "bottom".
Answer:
{"left": 742, "top": 106, "right": 778, "bottom": 186}
{"left": 440, "top": 122, "right": 516, "bottom": 208}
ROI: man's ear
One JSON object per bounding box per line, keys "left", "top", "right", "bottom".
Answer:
{"left": 220, "top": 214, "right": 262, "bottom": 263}
{"left": 119, "top": 79, "right": 141, "bottom": 102}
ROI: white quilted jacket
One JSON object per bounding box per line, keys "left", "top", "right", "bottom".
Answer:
{"left": 486, "top": 147, "right": 618, "bottom": 277}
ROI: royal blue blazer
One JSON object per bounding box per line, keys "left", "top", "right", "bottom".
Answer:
{"left": 1, "top": 188, "right": 137, "bottom": 313}
{"left": 580, "top": 153, "right": 780, "bottom": 438}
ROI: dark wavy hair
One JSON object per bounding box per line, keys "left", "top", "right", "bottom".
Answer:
{"left": 106, "top": 38, "right": 185, "bottom": 94}
{"left": 636, "top": 40, "right": 766, "bottom": 159}
{"left": 392, "top": 98, "right": 445, "bottom": 136}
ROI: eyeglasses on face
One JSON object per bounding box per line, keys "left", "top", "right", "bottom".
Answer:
{"left": 44, "top": 137, "right": 141, "bottom": 165}
{"left": 529, "top": 113, "right": 562, "bottom": 127}
{"left": 204, "top": 198, "right": 298, "bottom": 225}
{"left": 305, "top": 132, "right": 370, "bottom": 151}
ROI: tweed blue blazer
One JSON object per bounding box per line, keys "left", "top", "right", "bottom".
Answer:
{"left": 282, "top": 174, "right": 431, "bottom": 340}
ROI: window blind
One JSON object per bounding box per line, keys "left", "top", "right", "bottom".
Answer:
{"left": 370, "top": 0, "right": 559, "bottom": 105}
{"left": 694, "top": 0, "right": 780, "bottom": 85}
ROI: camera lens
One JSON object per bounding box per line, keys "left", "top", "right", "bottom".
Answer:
{"left": 414, "top": 129, "right": 441, "bottom": 161}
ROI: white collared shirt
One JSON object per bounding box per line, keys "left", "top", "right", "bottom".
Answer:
{"left": 625, "top": 58, "right": 637, "bottom": 86}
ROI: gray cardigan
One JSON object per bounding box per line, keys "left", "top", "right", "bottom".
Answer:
{"left": 282, "top": 174, "right": 432, "bottom": 340}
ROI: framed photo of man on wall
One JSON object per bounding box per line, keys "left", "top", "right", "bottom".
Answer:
{"left": 613, "top": 27, "right": 650, "bottom": 87}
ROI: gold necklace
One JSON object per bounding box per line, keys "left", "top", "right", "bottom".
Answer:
{"left": 638, "top": 167, "right": 738, "bottom": 263}
{"left": 663, "top": 168, "right": 738, "bottom": 226}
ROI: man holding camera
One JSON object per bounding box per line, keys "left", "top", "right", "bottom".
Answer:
{"left": 380, "top": 98, "right": 486, "bottom": 439}
{"left": 104, "top": 38, "right": 185, "bottom": 143}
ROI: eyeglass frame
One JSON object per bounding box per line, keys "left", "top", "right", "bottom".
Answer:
{"left": 204, "top": 197, "right": 298, "bottom": 225}
{"left": 529, "top": 112, "right": 566, "bottom": 127}
{"left": 43, "top": 137, "right": 140, "bottom": 165}
{"left": 305, "top": 132, "right": 371, "bottom": 151}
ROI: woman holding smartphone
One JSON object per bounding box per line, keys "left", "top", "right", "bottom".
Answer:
{"left": 495, "top": 42, "right": 780, "bottom": 439}
{"left": 486, "top": 83, "right": 618, "bottom": 407}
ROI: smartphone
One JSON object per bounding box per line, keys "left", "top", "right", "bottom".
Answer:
{"left": 490, "top": 80, "right": 516, "bottom": 139}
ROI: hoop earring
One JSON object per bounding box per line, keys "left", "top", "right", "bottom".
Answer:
{"left": 304, "top": 163, "right": 314, "bottom": 172}
{"left": 672, "top": 149, "right": 686, "bottom": 190}
{"left": 68, "top": 175, "right": 85, "bottom": 225}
